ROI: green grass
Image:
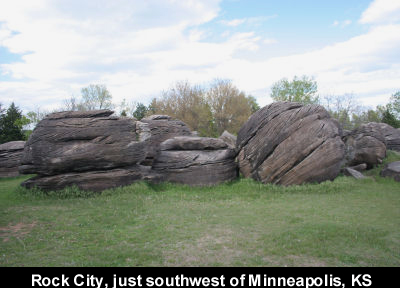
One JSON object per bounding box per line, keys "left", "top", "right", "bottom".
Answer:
{"left": 1, "top": 152, "right": 399, "bottom": 267}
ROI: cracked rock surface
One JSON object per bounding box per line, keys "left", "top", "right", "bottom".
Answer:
{"left": 137, "top": 115, "right": 192, "bottom": 166}
{"left": 344, "top": 122, "right": 386, "bottom": 168}
{"left": 368, "top": 122, "right": 400, "bottom": 152}
{"left": 19, "top": 110, "right": 155, "bottom": 191}
{"left": 236, "top": 102, "right": 345, "bottom": 186}
{"left": 0, "top": 141, "right": 25, "bottom": 178}
{"left": 152, "top": 136, "right": 238, "bottom": 186}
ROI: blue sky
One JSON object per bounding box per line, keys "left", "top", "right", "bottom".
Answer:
{"left": 0, "top": 0, "right": 399, "bottom": 112}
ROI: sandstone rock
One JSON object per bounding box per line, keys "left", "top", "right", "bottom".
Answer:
{"left": 237, "top": 102, "right": 345, "bottom": 186}
{"left": 369, "top": 122, "right": 400, "bottom": 152}
{"left": 348, "top": 163, "right": 367, "bottom": 172}
{"left": 380, "top": 161, "right": 400, "bottom": 182}
{"left": 21, "top": 166, "right": 160, "bottom": 192}
{"left": 19, "top": 110, "right": 147, "bottom": 176}
{"left": 344, "top": 123, "right": 386, "bottom": 168}
{"left": 137, "top": 115, "right": 192, "bottom": 166}
{"left": 343, "top": 167, "right": 366, "bottom": 179}
{"left": 219, "top": 130, "right": 237, "bottom": 149}
{"left": 0, "top": 141, "right": 25, "bottom": 178}
{"left": 152, "top": 136, "right": 237, "bottom": 186}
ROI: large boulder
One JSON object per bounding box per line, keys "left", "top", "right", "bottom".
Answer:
{"left": 0, "top": 141, "right": 25, "bottom": 178}
{"left": 137, "top": 115, "right": 192, "bottom": 166}
{"left": 344, "top": 123, "right": 386, "bottom": 168}
{"left": 21, "top": 166, "right": 160, "bottom": 192}
{"left": 236, "top": 102, "right": 345, "bottom": 186}
{"left": 370, "top": 122, "right": 400, "bottom": 152}
{"left": 19, "top": 110, "right": 151, "bottom": 191}
{"left": 380, "top": 161, "right": 400, "bottom": 182}
{"left": 19, "top": 110, "right": 147, "bottom": 176}
{"left": 152, "top": 136, "right": 237, "bottom": 186}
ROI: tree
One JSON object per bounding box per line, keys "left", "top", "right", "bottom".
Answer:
{"left": 382, "top": 108, "right": 400, "bottom": 128}
{"left": 247, "top": 95, "right": 260, "bottom": 113}
{"left": 80, "top": 84, "right": 113, "bottom": 111}
{"left": 0, "top": 102, "right": 26, "bottom": 143}
{"left": 387, "top": 91, "right": 400, "bottom": 120}
{"left": 321, "top": 93, "right": 364, "bottom": 130}
{"left": 148, "top": 81, "right": 215, "bottom": 136}
{"left": 271, "top": 75, "right": 319, "bottom": 104}
{"left": 133, "top": 103, "right": 148, "bottom": 120}
{"left": 206, "top": 79, "right": 255, "bottom": 135}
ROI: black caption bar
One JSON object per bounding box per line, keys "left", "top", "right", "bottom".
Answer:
{"left": 6, "top": 267, "right": 396, "bottom": 288}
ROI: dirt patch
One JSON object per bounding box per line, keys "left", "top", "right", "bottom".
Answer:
{"left": 0, "top": 222, "right": 37, "bottom": 242}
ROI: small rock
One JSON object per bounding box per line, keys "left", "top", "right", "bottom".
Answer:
{"left": 343, "top": 167, "right": 366, "bottom": 179}
{"left": 380, "top": 161, "right": 400, "bottom": 182}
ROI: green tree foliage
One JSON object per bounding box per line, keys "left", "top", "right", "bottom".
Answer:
{"left": 382, "top": 108, "right": 400, "bottom": 128}
{"left": 0, "top": 102, "right": 27, "bottom": 143}
{"left": 271, "top": 75, "right": 319, "bottom": 104}
{"left": 388, "top": 91, "right": 400, "bottom": 118}
{"left": 133, "top": 103, "right": 148, "bottom": 120}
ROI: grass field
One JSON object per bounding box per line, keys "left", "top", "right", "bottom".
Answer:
{"left": 1, "top": 152, "right": 399, "bottom": 267}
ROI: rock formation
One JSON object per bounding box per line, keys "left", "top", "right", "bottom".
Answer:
{"left": 20, "top": 110, "right": 156, "bottom": 191}
{"left": 0, "top": 141, "right": 25, "bottom": 178}
{"left": 369, "top": 122, "right": 400, "bottom": 152}
{"left": 343, "top": 123, "right": 386, "bottom": 168}
{"left": 219, "top": 130, "right": 237, "bottom": 149}
{"left": 380, "top": 161, "right": 400, "bottom": 182}
{"left": 152, "top": 136, "right": 237, "bottom": 186}
{"left": 136, "top": 115, "right": 192, "bottom": 166}
{"left": 343, "top": 167, "right": 366, "bottom": 179}
{"left": 236, "top": 102, "right": 345, "bottom": 186}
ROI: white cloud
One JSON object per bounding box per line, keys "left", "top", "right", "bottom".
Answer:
{"left": 332, "top": 19, "right": 352, "bottom": 28}
{"left": 219, "top": 15, "right": 277, "bottom": 27}
{"left": 0, "top": 0, "right": 399, "bottom": 113}
{"left": 360, "top": 0, "right": 400, "bottom": 24}
{"left": 220, "top": 18, "right": 246, "bottom": 27}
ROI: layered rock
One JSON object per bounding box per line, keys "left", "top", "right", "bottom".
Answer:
{"left": 136, "top": 115, "right": 192, "bottom": 166}
{"left": 344, "top": 123, "right": 386, "bottom": 168}
{"left": 0, "top": 141, "right": 25, "bottom": 178}
{"left": 380, "top": 161, "right": 400, "bottom": 182}
{"left": 21, "top": 166, "right": 160, "bottom": 192}
{"left": 369, "top": 122, "right": 400, "bottom": 152}
{"left": 19, "top": 110, "right": 151, "bottom": 191}
{"left": 152, "top": 136, "right": 238, "bottom": 186}
{"left": 236, "top": 102, "right": 345, "bottom": 186}
{"left": 219, "top": 130, "right": 237, "bottom": 149}
{"left": 343, "top": 167, "right": 366, "bottom": 180}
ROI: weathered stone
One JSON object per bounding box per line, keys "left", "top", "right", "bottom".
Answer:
{"left": 152, "top": 136, "right": 237, "bottom": 186}
{"left": 237, "top": 102, "right": 345, "bottom": 186}
{"left": 380, "top": 161, "right": 400, "bottom": 182}
{"left": 343, "top": 167, "right": 366, "bottom": 179}
{"left": 344, "top": 123, "right": 386, "bottom": 168}
{"left": 160, "top": 136, "right": 228, "bottom": 151}
{"left": 219, "top": 130, "right": 237, "bottom": 149}
{"left": 348, "top": 163, "right": 367, "bottom": 172}
{"left": 19, "top": 110, "right": 147, "bottom": 176}
{"left": 369, "top": 122, "right": 400, "bottom": 152}
{"left": 0, "top": 141, "right": 25, "bottom": 178}
{"left": 21, "top": 166, "right": 160, "bottom": 192}
{"left": 137, "top": 115, "right": 192, "bottom": 165}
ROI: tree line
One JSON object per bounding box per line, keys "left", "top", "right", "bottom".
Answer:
{"left": 1, "top": 76, "right": 399, "bottom": 144}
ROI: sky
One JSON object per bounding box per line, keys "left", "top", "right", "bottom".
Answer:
{"left": 0, "top": 0, "right": 400, "bottom": 112}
